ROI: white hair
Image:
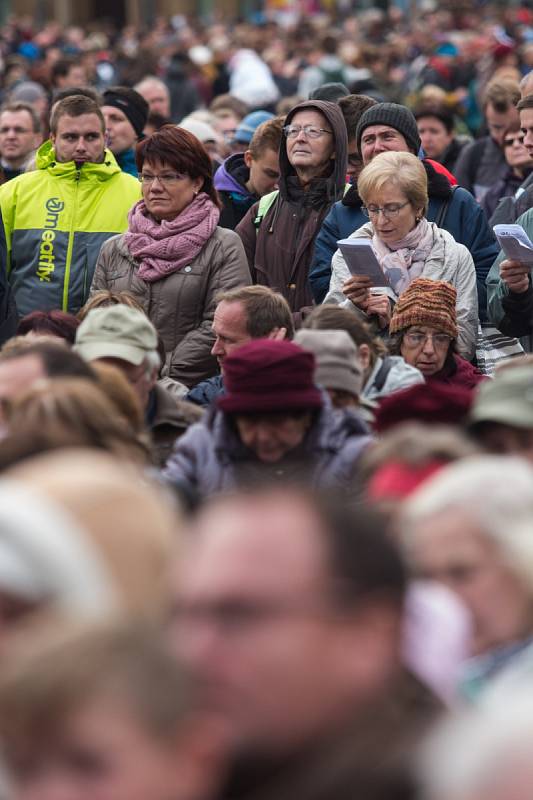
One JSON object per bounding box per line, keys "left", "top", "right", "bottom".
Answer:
{"left": 419, "top": 680, "right": 533, "bottom": 800}
{"left": 400, "top": 456, "right": 533, "bottom": 591}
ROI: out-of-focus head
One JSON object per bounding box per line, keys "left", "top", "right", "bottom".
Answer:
{"left": 179, "top": 116, "right": 222, "bottom": 162}
{"left": 294, "top": 328, "right": 364, "bottom": 409}
{"left": 102, "top": 85, "right": 149, "bottom": 154}
{"left": 4, "top": 377, "right": 149, "bottom": 464}
{"left": 482, "top": 78, "right": 520, "bottom": 147}
{"left": 469, "top": 366, "right": 533, "bottom": 459}
{"left": 51, "top": 56, "right": 88, "bottom": 89}
{"left": 0, "top": 101, "right": 42, "bottom": 168}
{"left": 0, "top": 622, "right": 226, "bottom": 800}
{"left": 0, "top": 339, "right": 96, "bottom": 426}
{"left": 4, "top": 449, "right": 178, "bottom": 621}
{"left": 388, "top": 278, "right": 456, "bottom": 377}
{"left": 338, "top": 93, "right": 378, "bottom": 180}
{"left": 74, "top": 305, "right": 160, "bottom": 411}
{"left": 17, "top": 309, "right": 80, "bottom": 344}
{"left": 77, "top": 289, "right": 145, "bottom": 321}
{"left": 303, "top": 303, "right": 386, "bottom": 375}
{"left": 414, "top": 104, "right": 455, "bottom": 161}
{"left": 134, "top": 76, "right": 171, "bottom": 119}
{"left": 211, "top": 285, "right": 294, "bottom": 369}
{"left": 401, "top": 456, "right": 533, "bottom": 657}
{"left": 170, "top": 487, "right": 406, "bottom": 753}
{"left": 374, "top": 381, "right": 473, "bottom": 433}
{"left": 137, "top": 125, "right": 221, "bottom": 221}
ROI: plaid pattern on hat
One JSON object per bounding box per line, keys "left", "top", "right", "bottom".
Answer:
{"left": 389, "top": 278, "right": 458, "bottom": 339}
{"left": 356, "top": 102, "right": 421, "bottom": 155}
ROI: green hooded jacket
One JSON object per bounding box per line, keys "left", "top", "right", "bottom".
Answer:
{"left": 0, "top": 140, "right": 141, "bottom": 316}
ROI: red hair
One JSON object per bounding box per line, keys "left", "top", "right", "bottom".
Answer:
{"left": 136, "top": 125, "right": 221, "bottom": 209}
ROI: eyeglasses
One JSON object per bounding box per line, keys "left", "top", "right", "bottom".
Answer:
{"left": 283, "top": 125, "right": 333, "bottom": 139}
{"left": 139, "top": 172, "right": 186, "bottom": 186}
{"left": 403, "top": 331, "right": 453, "bottom": 349}
{"left": 362, "top": 201, "right": 410, "bottom": 219}
{"left": 504, "top": 134, "right": 525, "bottom": 147}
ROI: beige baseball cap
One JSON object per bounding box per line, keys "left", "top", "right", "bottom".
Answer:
{"left": 74, "top": 305, "right": 157, "bottom": 366}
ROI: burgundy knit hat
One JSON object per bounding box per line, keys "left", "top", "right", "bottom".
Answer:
{"left": 389, "top": 278, "right": 458, "bottom": 339}
{"left": 374, "top": 382, "right": 473, "bottom": 433}
{"left": 217, "top": 339, "right": 323, "bottom": 415}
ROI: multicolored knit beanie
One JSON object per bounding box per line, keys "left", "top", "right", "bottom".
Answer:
{"left": 389, "top": 278, "right": 458, "bottom": 339}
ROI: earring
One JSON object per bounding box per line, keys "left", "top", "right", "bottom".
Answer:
{"left": 194, "top": 190, "right": 199, "bottom": 196}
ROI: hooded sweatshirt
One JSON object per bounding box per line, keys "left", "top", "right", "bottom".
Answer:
{"left": 214, "top": 153, "right": 257, "bottom": 230}
{"left": 235, "top": 100, "right": 348, "bottom": 316}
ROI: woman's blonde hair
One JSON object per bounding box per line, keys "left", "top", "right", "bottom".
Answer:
{"left": 358, "top": 151, "right": 429, "bottom": 217}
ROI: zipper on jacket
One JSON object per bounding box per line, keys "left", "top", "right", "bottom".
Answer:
{"left": 62, "top": 167, "right": 81, "bottom": 311}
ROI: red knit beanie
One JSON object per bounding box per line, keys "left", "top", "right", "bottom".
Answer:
{"left": 217, "top": 339, "right": 324, "bottom": 415}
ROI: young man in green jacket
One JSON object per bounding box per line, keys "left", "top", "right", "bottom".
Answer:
{"left": 0, "top": 94, "right": 140, "bottom": 317}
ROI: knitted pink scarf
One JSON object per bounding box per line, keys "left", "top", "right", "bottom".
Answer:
{"left": 124, "top": 193, "right": 220, "bottom": 283}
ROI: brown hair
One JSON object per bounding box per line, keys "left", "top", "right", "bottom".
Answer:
{"left": 6, "top": 378, "right": 150, "bottom": 464}
{"left": 517, "top": 93, "right": 533, "bottom": 112}
{"left": 483, "top": 78, "right": 521, "bottom": 112}
{"left": 136, "top": 125, "right": 221, "bottom": 209}
{"left": 91, "top": 362, "right": 145, "bottom": 434}
{"left": 17, "top": 310, "right": 80, "bottom": 344}
{"left": 216, "top": 285, "right": 294, "bottom": 339}
{"left": 303, "top": 304, "right": 387, "bottom": 369}
{"left": 78, "top": 290, "right": 145, "bottom": 321}
{"left": 209, "top": 93, "right": 248, "bottom": 118}
{"left": 248, "top": 116, "right": 284, "bottom": 159}
{"left": 50, "top": 95, "right": 105, "bottom": 135}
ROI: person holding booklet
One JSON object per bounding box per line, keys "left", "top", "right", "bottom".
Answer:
{"left": 324, "top": 151, "right": 479, "bottom": 361}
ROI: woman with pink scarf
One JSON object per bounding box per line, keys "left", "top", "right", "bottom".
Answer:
{"left": 91, "top": 126, "right": 251, "bottom": 388}
{"left": 324, "top": 151, "right": 478, "bottom": 361}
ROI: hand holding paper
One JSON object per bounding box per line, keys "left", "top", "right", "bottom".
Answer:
{"left": 493, "top": 224, "right": 533, "bottom": 267}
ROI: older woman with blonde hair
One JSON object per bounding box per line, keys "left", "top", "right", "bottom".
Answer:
{"left": 325, "top": 151, "right": 478, "bottom": 360}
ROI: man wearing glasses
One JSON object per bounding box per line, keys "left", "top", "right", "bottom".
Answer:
{"left": 236, "top": 100, "right": 347, "bottom": 320}
{"left": 310, "top": 101, "right": 498, "bottom": 318}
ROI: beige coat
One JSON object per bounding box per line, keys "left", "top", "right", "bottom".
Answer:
{"left": 91, "top": 227, "right": 251, "bottom": 387}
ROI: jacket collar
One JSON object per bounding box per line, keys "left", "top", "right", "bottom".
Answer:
{"left": 36, "top": 140, "right": 122, "bottom": 181}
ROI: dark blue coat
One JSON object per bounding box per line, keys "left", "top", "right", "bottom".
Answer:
{"left": 309, "top": 161, "right": 498, "bottom": 320}
{"left": 0, "top": 211, "right": 17, "bottom": 344}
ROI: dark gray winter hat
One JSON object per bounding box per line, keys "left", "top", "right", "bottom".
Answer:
{"left": 356, "top": 102, "right": 421, "bottom": 155}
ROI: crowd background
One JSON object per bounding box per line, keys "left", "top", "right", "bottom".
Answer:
{"left": 1, "top": 3, "right": 533, "bottom": 800}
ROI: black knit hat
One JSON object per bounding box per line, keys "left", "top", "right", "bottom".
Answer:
{"left": 102, "top": 86, "right": 149, "bottom": 139}
{"left": 356, "top": 103, "right": 421, "bottom": 155}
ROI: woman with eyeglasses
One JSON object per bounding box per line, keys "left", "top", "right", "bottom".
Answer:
{"left": 325, "top": 151, "right": 478, "bottom": 361}
{"left": 482, "top": 125, "right": 533, "bottom": 224}
{"left": 91, "top": 125, "right": 251, "bottom": 388}
{"left": 388, "top": 278, "right": 485, "bottom": 389}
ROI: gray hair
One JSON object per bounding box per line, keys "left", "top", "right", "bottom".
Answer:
{"left": 400, "top": 456, "right": 533, "bottom": 591}
{"left": 134, "top": 76, "right": 170, "bottom": 97}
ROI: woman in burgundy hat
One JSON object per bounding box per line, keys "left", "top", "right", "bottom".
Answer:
{"left": 163, "top": 338, "right": 371, "bottom": 497}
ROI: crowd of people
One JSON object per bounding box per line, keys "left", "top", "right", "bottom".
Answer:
{"left": 0, "top": 3, "right": 533, "bottom": 800}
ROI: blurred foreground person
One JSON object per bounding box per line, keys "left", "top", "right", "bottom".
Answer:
{"left": 401, "top": 457, "right": 533, "bottom": 698}
{"left": 0, "top": 449, "right": 177, "bottom": 650}
{"left": 0, "top": 623, "right": 226, "bottom": 800}
{"left": 468, "top": 365, "right": 533, "bottom": 459}
{"left": 420, "top": 682, "right": 533, "bottom": 800}
{"left": 170, "top": 487, "right": 438, "bottom": 800}
{"left": 164, "top": 339, "right": 371, "bottom": 496}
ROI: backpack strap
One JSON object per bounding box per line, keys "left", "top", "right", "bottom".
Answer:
{"left": 372, "top": 356, "right": 395, "bottom": 393}
{"left": 434, "top": 184, "right": 458, "bottom": 228}
{"left": 253, "top": 190, "right": 279, "bottom": 230}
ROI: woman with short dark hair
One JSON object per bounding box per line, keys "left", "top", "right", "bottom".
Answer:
{"left": 91, "top": 125, "right": 251, "bottom": 388}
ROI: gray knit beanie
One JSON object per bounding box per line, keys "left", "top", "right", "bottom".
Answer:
{"left": 356, "top": 103, "right": 421, "bottom": 155}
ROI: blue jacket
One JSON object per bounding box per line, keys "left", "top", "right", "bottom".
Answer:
{"left": 309, "top": 160, "right": 498, "bottom": 320}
